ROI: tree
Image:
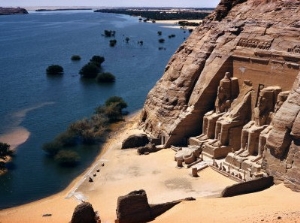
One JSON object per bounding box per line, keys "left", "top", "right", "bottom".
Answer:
{"left": 157, "top": 31, "right": 162, "bottom": 36}
{"left": 125, "top": 37, "right": 130, "bottom": 43}
{"left": 0, "top": 142, "right": 11, "bottom": 159}
{"left": 42, "top": 141, "right": 63, "bottom": 157}
{"left": 96, "top": 72, "right": 115, "bottom": 83}
{"left": 90, "top": 55, "right": 105, "bottom": 67}
{"left": 105, "top": 96, "right": 127, "bottom": 109}
{"left": 109, "top": 39, "right": 117, "bottom": 47}
{"left": 158, "top": 38, "right": 165, "bottom": 43}
{"left": 46, "top": 65, "right": 64, "bottom": 75}
{"left": 104, "top": 30, "right": 115, "bottom": 37}
{"left": 54, "top": 150, "right": 80, "bottom": 166}
{"left": 71, "top": 55, "right": 81, "bottom": 61}
{"left": 79, "top": 63, "right": 99, "bottom": 78}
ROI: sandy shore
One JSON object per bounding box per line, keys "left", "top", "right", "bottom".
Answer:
{"left": 0, "top": 112, "right": 300, "bottom": 223}
{"left": 0, "top": 127, "right": 30, "bottom": 151}
{"left": 155, "top": 20, "right": 202, "bottom": 30}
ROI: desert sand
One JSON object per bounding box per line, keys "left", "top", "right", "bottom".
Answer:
{"left": 0, "top": 113, "right": 300, "bottom": 223}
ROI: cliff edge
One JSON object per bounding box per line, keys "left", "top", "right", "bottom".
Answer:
{"left": 139, "top": 0, "right": 300, "bottom": 191}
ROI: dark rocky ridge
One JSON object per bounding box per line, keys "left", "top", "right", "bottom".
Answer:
{"left": 139, "top": 0, "right": 300, "bottom": 191}
{"left": 0, "top": 7, "right": 28, "bottom": 15}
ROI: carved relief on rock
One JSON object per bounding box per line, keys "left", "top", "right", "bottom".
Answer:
{"left": 237, "top": 38, "right": 272, "bottom": 50}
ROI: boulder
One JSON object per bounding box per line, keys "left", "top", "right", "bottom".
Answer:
{"left": 121, "top": 134, "right": 149, "bottom": 149}
{"left": 116, "top": 190, "right": 152, "bottom": 223}
{"left": 116, "top": 189, "right": 184, "bottom": 223}
{"left": 137, "top": 143, "right": 159, "bottom": 155}
{"left": 71, "top": 202, "right": 98, "bottom": 223}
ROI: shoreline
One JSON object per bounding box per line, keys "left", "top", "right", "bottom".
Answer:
{"left": 154, "top": 19, "right": 202, "bottom": 30}
{"left": 0, "top": 127, "right": 30, "bottom": 151}
{"left": 1, "top": 112, "right": 300, "bottom": 222}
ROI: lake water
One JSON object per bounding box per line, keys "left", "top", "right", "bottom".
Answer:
{"left": 0, "top": 10, "right": 190, "bottom": 208}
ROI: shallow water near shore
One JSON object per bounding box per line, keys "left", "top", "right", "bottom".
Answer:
{"left": 0, "top": 10, "right": 190, "bottom": 209}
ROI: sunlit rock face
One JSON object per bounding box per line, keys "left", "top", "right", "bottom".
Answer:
{"left": 139, "top": 0, "right": 300, "bottom": 190}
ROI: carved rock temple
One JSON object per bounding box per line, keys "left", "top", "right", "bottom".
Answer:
{"left": 139, "top": 0, "right": 300, "bottom": 191}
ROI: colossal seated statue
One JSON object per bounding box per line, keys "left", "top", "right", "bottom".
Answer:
{"left": 189, "top": 72, "right": 239, "bottom": 145}
{"left": 221, "top": 90, "right": 289, "bottom": 180}
{"left": 235, "top": 86, "right": 282, "bottom": 157}
{"left": 202, "top": 80, "right": 253, "bottom": 158}
{"left": 251, "top": 91, "right": 289, "bottom": 162}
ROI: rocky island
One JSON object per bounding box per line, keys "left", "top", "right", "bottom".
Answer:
{"left": 0, "top": 7, "right": 28, "bottom": 15}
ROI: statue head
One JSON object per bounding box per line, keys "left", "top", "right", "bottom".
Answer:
{"left": 274, "top": 91, "right": 289, "bottom": 113}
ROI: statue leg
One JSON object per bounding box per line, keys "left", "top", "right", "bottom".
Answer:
{"left": 235, "top": 129, "right": 248, "bottom": 155}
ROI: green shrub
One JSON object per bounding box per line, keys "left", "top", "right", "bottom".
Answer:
{"left": 79, "top": 63, "right": 99, "bottom": 78}
{"left": 105, "top": 96, "right": 127, "bottom": 109}
{"left": 71, "top": 55, "right": 81, "bottom": 61}
{"left": 54, "top": 150, "right": 80, "bottom": 166}
{"left": 55, "top": 131, "right": 78, "bottom": 147}
{"left": 0, "top": 142, "right": 11, "bottom": 159}
{"left": 109, "top": 39, "right": 117, "bottom": 47}
{"left": 158, "top": 38, "right": 165, "bottom": 43}
{"left": 104, "top": 30, "right": 115, "bottom": 37}
{"left": 96, "top": 72, "right": 116, "bottom": 83}
{"left": 46, "top": 65, "right": 64, "bottom": 75}
{"left": 90, "top": 55, "right": 105, "bottom": 67}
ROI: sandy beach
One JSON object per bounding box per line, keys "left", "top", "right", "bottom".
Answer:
{"left": 0, "top": 127, "right": 30, "bottom": 151}
{"left": 0, "top": 113, "right": 300, "bottom": 223}
{"left": 154, "top": 20, "right": 202, "bottom": 30}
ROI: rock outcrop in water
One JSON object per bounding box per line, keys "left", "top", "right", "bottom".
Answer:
{"left": 139, "top": 0, "right": 300, "bottom": 191}
{"left": 0, "top": 7, "right": 28, "bottom": 15}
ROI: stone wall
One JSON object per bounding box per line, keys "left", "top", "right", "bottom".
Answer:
{"left": 139, "top": 0, "right": 300, "bottom": 190}
{"left": 221, "top": 176, "right": 274, "bottom": 197}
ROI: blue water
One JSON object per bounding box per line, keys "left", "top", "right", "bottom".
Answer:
{"left": 0, "top": 10, "right": 190, "bottom": 208}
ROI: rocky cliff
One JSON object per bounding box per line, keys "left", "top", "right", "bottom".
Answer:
{"left": 139, "top": 0, "right": 300, "bottom": 190}
{"left": 0, "top": 7, "right": 28, "bottom": 15}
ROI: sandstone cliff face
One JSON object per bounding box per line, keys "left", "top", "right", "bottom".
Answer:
{"left": 140, "top": 0, "right": 300, "bottom": 190}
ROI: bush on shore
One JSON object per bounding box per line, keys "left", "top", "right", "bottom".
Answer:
{"left": 42, "top": 96, "right": 127, "bottom": 167}
{"left": 0, "top": 142, "right": 12, "bottom": 160}
{"left": 54, "top": 150, "right": 80, "bottom": 166}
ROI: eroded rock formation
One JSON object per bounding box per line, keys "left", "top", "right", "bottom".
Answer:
{"left": 71, "top": 202, "right": 99, "bottom": 223}
{"left": 139, "top": 0, "right": 300, "bottom": 190}
{"left": 116, "top": 189, "right": 182, "bottom": 223}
